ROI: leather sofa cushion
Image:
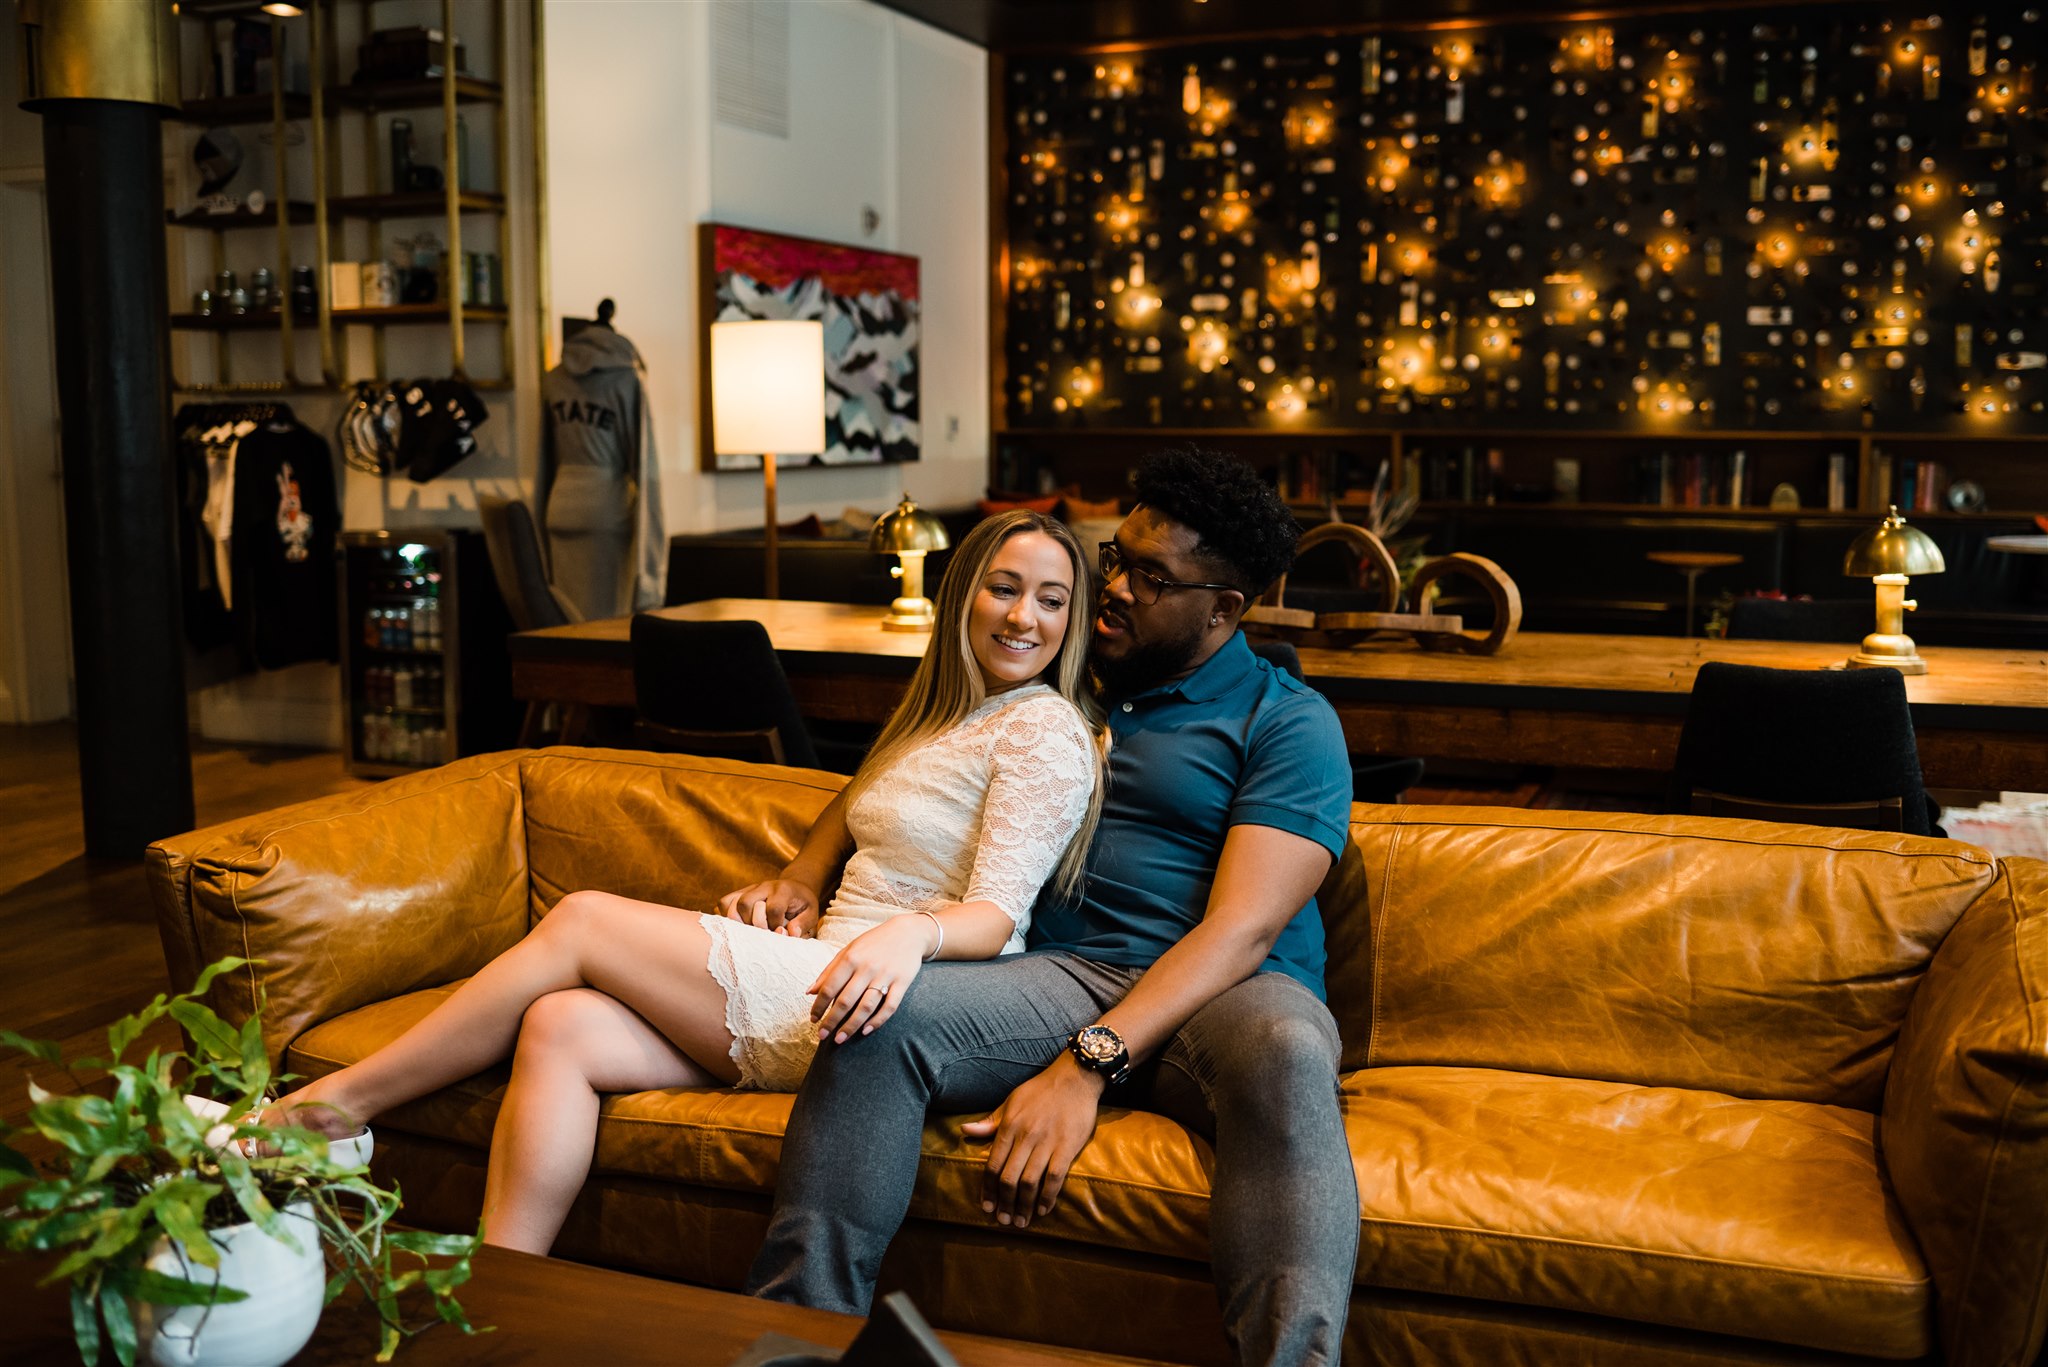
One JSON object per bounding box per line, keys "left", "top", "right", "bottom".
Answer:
{"left": 517, "top": 750, "right": 845, "bottom": 926}
{"left": 1326, "top": 809, "right": 2000, "bottom": 1110}
{"left": 288, "top": 995, "right": 1929, "bottom": 1358}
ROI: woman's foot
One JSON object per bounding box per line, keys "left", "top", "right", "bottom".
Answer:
{"left": 257, "top": 1079, "right": 365, "bottom": 1143}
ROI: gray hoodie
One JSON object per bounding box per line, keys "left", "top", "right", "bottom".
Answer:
{"left": 538, "top": 326, "right": 665, "bottom": 616}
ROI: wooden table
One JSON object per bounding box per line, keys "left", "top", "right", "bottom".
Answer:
{"left": 0, "top": 1243, "right": 1153, "bottom": 1366}
{"left": 509, "top": 599, "right": 2048, "bottom": 791}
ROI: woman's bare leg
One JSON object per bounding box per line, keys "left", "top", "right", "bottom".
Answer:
{"left": 482, "top": 988, "right": 716, "bottom": 1254}
{"left": 278, "top": 892, "right": 742, "bottom": 1135}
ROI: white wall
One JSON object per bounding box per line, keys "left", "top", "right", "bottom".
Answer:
{"left": 548, "top": 0, "right": 990, "bottom": 536}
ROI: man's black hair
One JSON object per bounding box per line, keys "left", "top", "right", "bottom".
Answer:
{"left": 1131, "top": 447, "right": 1298, "bottom": 594}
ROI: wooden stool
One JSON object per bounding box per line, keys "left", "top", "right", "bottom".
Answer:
{"left": 1646, "top": 550, "right": 1744, "bottom": 638}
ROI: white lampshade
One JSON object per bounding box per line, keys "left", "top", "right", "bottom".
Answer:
{"left": 710, "top": 319, "right": 826, "bottom": 457}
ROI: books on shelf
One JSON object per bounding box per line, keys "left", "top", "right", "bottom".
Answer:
{"left": 1826, "top": 454, "right": 1849, "bottom": 511}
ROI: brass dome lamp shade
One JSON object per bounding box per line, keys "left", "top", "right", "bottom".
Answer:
{"left": 869, "top": 496, "right": 952, "bottom": 631}
{"left": 1842, "top": 506, "right": 1945, "bottom": 674}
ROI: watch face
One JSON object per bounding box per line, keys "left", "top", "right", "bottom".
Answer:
{"left": 1075, "top": 1025, "right": 1122, "bottom": 1063}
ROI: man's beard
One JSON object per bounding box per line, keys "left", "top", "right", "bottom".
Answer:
{"left": 1091, "top": 611, "right": 1207, "bottom": 699}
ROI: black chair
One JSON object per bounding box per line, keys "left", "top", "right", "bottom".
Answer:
{"left": 1671, "top": 661, "right": 1943, "bottom": 837}
{"left": 1724, "top": 596, "right": 1870, "bottom": 644}
{"left": 479, "top": 496, "right": 585, "bottom": 745}
{"left": 1248, "top": 639, "right": 1425, "bottom": 805}
{"left": 630, "top": 616, "right": 824, "bottom": 768}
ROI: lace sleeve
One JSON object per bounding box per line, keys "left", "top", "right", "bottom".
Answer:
{"left": 961, "top": 695, "right": 1099, "bottom": 936}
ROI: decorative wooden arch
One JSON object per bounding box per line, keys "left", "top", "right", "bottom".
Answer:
{"left": 1243, "top": 525, "right": 1523, "bottom": 654}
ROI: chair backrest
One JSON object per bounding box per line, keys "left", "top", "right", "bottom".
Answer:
{"left": 1671, "top": 661, "right": 1937, "bottom": 836}
{"left": 479, "top": 495, "right": 581, "bottom": 632}
{"left": 1689, "top": 788, "right": 1905, "bottom": 832}
{"left": 629, "top": 615, "right": 820, "bottom": 770}
{"left": 1725, "top": 596, "right": 1870, "bottom": 644}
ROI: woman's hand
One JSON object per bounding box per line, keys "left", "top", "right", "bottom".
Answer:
{"left": 808, "top": 914, "right": 936, "bottom": 1044}
{"left": 716, "top": 878, "right": 821, "bottom": 937}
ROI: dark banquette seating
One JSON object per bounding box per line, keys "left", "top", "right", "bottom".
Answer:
{"left": 663, "top": 511, "right": 981, "bottom": 607}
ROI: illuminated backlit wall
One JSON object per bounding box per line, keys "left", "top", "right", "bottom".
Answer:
{"left": 999, "top": 6, "right": 2048, "bottom": 433}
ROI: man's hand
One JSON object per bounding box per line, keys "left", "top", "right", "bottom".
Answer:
{"left": 807, "top": 914, "right": 934, "bottom": 1043}
{"left": 960, "top": 1054, "right": 1105, "bottom": 1230}
{"left": 716, "top": 878, "right": 821, "bottom": 936}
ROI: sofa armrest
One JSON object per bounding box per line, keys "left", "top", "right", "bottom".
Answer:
{"left": 145, "top": 751, "right": 533, "bottom": 1069}
{"left": 1881, "top": 855, "right": 2048, "bottom": 1366}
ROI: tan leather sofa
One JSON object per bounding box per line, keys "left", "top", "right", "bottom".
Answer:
{"left": 147, "top": 748, "right": 2048, "bottom": 1366}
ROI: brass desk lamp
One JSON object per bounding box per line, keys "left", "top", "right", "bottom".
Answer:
{"left": 1842, "top": 506, "right": 1945, "bottom": 674}
{"left": 869, "top": 495, "right": 951, "bottom": 631}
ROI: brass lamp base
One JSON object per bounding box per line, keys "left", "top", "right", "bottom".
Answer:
{"left": 881, "top": 596, "right": 937, "bottom": 632}
{"left": 1847, "top": 638, "right": 1929, "bottom": 675}
{"left": 1844, "top": 572, "right": 1928, "bottom": 673}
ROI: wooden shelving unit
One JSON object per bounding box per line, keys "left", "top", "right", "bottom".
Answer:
{"left": 167, "top": 0, "right": 530, "bottom": 394}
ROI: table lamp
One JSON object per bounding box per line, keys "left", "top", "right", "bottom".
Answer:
{"left": 1842, "top": 505, "right": 1945, "bottom": 674}
{"left": 868, "top": 495, "right": 952, "bottom": 631}
{"left": 710, "top": 319, "right": 825, "bottom": 599}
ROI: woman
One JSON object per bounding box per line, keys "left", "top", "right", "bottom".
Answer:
{"left": 265, "top": 510, "right": 1104, "bottom": 1255}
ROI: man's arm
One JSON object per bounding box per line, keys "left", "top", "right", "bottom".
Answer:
{"left": 962, "top": 822, "right": 1334, "bottom": 1228}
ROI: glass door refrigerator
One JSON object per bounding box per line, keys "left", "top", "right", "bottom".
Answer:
{"left": 337, "top": 529, "right": 518, "bottom": 777}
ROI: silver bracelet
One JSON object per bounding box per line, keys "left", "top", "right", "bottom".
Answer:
{"left": 915, "top": 909, "right": 944, "bottom": 962}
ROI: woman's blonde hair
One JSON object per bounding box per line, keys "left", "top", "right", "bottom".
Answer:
{"left": 848, "top": 509, "right": 1106, "bottom": 902}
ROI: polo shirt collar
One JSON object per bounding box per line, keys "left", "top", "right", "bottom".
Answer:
{"left": 1114, "top": 630, "right": 1258, "bottom": 706}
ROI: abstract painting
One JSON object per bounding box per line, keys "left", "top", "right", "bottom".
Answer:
{"left": 699, "top": 223, "right": 920, "bottom": 470}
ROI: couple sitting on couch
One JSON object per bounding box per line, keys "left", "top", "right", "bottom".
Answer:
{"left": 272, "top": 448, "right": 1358, "bottom": 1367}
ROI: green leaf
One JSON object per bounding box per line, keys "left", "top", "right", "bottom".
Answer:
{"left": 151, "top": 1178, "right": 223, "bottom": 1270}
{"left": 130, "top": 1266, "right": 248, "bottom": 1307}
{"left": 0, "top": 1028, "right": 62, "bottom": 1064}
{"left": 237, "top": 1015, "right": 268, "bottom": 1074}
{"left": 0, "top": 1139, "right": 36, "bottom": 1184}
{"left": 166, "top": 1000, "right": 240, "bottom": 1064}
{"left": 104, "top": 995, "right": 167, "bottom": 1061}
{"left": 69, "top": 1278, "right": 102, "bottom": 1367}
{"left": 323, "top": 1269, "right": 350, "bottom": 1307}
{"left": 218, "top": 1155, "right": 297, "bottom": 1250}
{"left": 186, "top": 956, "right": 252, "bottom": 1000}
{"left": 28, "top": 1099, "right": 109, "bottom": 1158}
{"left": 99, "top": 1278, "right": 137, "bottom": 1367}
{"left": 386, "top": 1229, "right": 481, "bottom": 1258}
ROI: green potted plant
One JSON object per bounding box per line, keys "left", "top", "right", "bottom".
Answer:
{"left": 1, "top": 956, "right": 483, "bottom": 1367}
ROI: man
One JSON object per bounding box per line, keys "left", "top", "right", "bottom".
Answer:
{"left": 746, "top": 448, "right": 1358, "bottom": 1366}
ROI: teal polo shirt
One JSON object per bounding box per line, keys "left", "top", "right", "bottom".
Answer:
{"left": 1028, "top": 632, "right": 1353, "bottom": 999}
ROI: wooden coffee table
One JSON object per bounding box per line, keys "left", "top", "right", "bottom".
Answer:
{"left": 0, "top": 1243, "right": 1161, "bottom": 1365}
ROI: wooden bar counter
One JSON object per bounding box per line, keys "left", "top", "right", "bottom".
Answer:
{"left": 509, "top": 599, "right": 2048, "bottom": 791}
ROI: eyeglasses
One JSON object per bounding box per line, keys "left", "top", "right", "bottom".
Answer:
{"left": 1097, "top": 541, "right": 1238, "bottom": 606}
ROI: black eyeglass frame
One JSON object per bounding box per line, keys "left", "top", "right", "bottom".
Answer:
{"left": 1097, "top": 541, "right": 1240, "bottom": 605}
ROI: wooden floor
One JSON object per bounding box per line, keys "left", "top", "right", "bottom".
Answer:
{"left": 0, "top": 723, "right": 371, "bottom": 1133}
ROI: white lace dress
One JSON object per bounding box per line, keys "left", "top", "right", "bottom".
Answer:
{"left": 698, "top": 684, "right": 1097, "bottom": 1089}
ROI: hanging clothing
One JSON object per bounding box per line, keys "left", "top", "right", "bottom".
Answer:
{"left": 227, "top": 419, "right": 341, "bottom": 670}
{"left": 539, "top": 325, "right": 665, "bottom": 618}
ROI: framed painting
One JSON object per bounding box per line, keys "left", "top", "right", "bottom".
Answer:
{"left": 698, "top": 222, "right": 921, "bottom": 471}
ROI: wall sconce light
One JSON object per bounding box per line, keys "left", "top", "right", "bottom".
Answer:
{"left": 1842, "top": 506, "right": 1945, "bottom": 673}
{"left": 710, "top": 319, "right": 825, "bottom": 601}
{"left": 869, "top": 495, "right": 953, "bottom": 632}
{"left": 1266, "top": 381, "right": 1308, "bottom": 419}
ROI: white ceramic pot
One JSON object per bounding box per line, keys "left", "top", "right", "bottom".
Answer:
{"left": 140, "top": 1200, "right": 326, "bottom": 1367}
